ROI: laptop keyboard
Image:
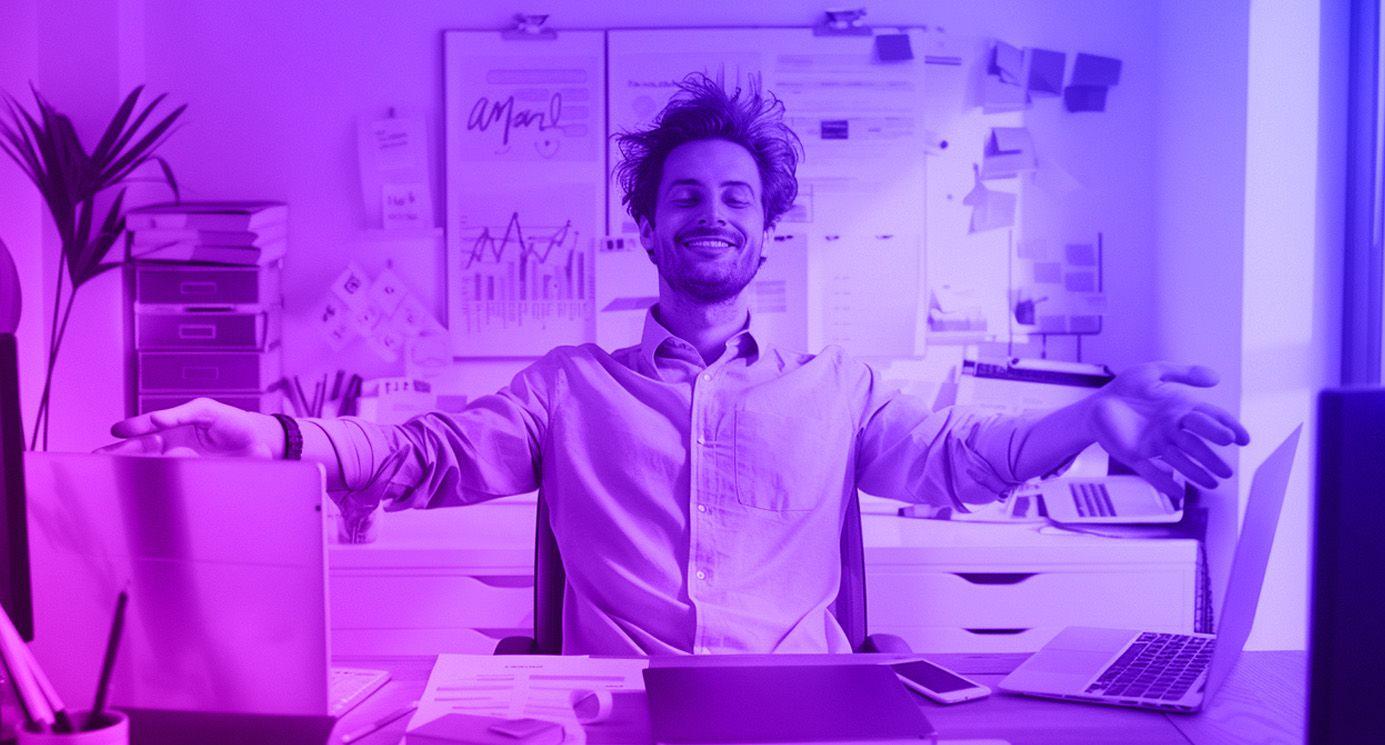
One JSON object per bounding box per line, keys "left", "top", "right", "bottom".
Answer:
{"left": 1085, "top": 632, "right": 1214, "bottom": 701}
{"left": 330, "top": 667, "right": 390, "bottom": 716}
{"left": 1071, "top": 483, "right": 1117, "bottom": 517}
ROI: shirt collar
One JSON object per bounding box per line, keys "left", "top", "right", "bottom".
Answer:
{"left": 640, "top": 306, "right": 764, "bottom": 371}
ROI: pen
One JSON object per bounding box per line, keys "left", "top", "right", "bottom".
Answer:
{"left": 0, "top": 627, "right": 39, "bottom": 731}
{"left": 86, "top": 590, "right": 129, "bottom": 731}
{"left": 330, "top": 369, "right": 344, "bottom": 401}
{"left": 339, "top": 701, "right": 417, "bottom": 743}
{"left": 21, "top": 643, "right": 75, "bottom": 732}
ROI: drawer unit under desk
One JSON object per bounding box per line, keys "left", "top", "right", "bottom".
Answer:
{"left": 135, "top": 264, "right": 281, "bottom": 306}
{"left": 137, "top": 350, "right": 281, "bottom": 392}
{"left": 865, "top": 563, "right": 1198, "bottom": 653}
{"left": 135, "top": 308, "right": 280, "bottom": 350}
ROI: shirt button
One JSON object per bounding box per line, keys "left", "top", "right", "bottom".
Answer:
{"left": 702, "top": 374, "right": 712, "bottom": 382}
{"left": 696, "top": 436, "right": 706, "bottom": 445}
{"left": 697, "top": 504, "right": 707, "bottom": 513}
{"left": 695, "top": 570, "right": 707, "bottom": 580}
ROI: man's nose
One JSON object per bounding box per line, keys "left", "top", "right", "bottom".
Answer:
{"left": 696, "top": 200, "right": 729, "bottom": 226}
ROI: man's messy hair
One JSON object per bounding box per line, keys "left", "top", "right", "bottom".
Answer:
{"left": 614, "top": 73, "right": 802, "bottom": 228}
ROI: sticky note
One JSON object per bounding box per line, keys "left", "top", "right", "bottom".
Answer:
{"left": 875, "top": 33, "right": 914, "bottom": 62}
{"left": 1027, "top": 48, "right": 1066, "bottom": 97}
{"left": 1072, "top": 53, "right": 1122, "bottom": 87}
{"left": 990, "top": 41, "right": 1024, "bottom": 84}
{"left": 1064, "top": 85, "right": 1108, "bottom": 113}
{"left": 982, "top": 75, "right": 1029, "bottom": 113}
{"left": 1064, "top": 270, "right": 1098, "bottom": 293}
{"left": 330, "top": 262, "right": 371, "bottom": 310}
{"left": 1065, "top": 243, "right": 1098, "bottom": 266}
{"left": 981, "top": 127, "right": 1037, "bottom": 179}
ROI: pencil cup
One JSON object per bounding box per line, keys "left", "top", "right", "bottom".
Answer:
{"left": 18, "top": 711, "right": 128, "bottom": 745}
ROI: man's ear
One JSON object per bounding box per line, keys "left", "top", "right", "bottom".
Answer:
{"left": 758, "top": 224, "right": 776, "bottom": 268}
{"left": 638, "top": 218, "right": 657, "bottom": 264}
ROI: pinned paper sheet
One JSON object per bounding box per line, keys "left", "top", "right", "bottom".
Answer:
{"left": 1026, "top": 49, "right": 1066, "bottom": 97}
{"left": 312, "top": 294, "right": 357, "bottom": 351}
{"left": 594, "top": 235, "right": 658, "bottom": 349}
{"left": 874, "top": 33, "right": 914, "bottom": 62}
{"left": 962, "top": 166, "right": 1018, "bottom": 233}
{"left": 928, "top": 284, "right": 988, "bottom": 333}
{"left": 358, "top": 114, "right": 436, "bottom": 230}
{"left": 981, "top": 127, "right": 1037, "bottom": 180}
{"left": 982, "top": 40, "right": 1029, "bottom": 113}
{"left": 1064, "top": 86, "right": 1109, "bottom": 113}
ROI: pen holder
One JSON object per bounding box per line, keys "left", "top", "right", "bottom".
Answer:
{"left": 18, "top": 712, "right": 128, "bottom": 745}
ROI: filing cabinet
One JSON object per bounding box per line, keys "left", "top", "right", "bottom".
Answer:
{"left": 127, "top": 263, "right": 284, "bottom": 415}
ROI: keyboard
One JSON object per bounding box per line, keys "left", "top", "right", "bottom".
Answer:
{"left": 1085, "top": 632, "right": 1215, "bottom": 702}
{"left": 1071, "top": 482, "right": 1117, "bottom": 518}
{"left": 330, "top": 667, "right": 390, "bottom": 716}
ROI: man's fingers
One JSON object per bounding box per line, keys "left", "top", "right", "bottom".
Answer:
{"left": 94, "top": 434, "right": 167, "bottom": 455}
{"left": 1132, "top": 459, "right": 1183, "bottom": 502}
{"left": 1195, "top": 403, "right": 1251, "bottom": 446}
{"left": 1158, "top": 363, "right": 1220, "bottom": 388}
{"left": 1159, "top": 445, "right": 1217, "bottom": 490}
{"left": 1181, "top": 411, "right": 1236, "bottom": 446}
{"left": 1171, "top": 429, "right": 1233, "bottom": 478}
{"left": 111, "top": 399, "right": 213, "bottom": 438}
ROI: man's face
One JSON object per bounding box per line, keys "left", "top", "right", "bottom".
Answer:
{"left": 639, "top": 138, "right": 770, "bottom": 304}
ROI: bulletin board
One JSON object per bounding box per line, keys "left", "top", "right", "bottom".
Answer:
{"left": 442, "top": 26, "right": 1099, "bottom": 359}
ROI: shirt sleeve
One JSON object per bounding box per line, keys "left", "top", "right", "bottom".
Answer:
{"left": 301, "top": 355, "right": 555, "bottom": 520}
{"left": 852, "top": 363, "right": 1049, "bottom": 510}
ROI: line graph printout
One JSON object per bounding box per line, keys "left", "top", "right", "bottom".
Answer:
{"left": 445, "top": 31, "right": 605, "bottom": 356}
{"left": 450, "top": 208, "right": 595, "bottom": 356}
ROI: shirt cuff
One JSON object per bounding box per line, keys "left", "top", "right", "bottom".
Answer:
{"left": 301, "top": 416, "right": 392, "bottom": 491}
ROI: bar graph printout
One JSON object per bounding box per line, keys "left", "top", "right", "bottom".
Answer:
{"left": 445, "top": 31, "right": 605, "bottom": 356}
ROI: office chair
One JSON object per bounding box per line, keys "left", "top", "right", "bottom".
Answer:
{"left": 495, "top": 489, "right": 912, "bottom": 655}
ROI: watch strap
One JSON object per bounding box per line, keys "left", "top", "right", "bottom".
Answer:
{"left": 272, "top": 413, "right": 304, "bottom": 461}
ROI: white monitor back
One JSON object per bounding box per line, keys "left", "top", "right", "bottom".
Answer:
{"left": 24, "top": 453, "right": 330, "bottom": 716}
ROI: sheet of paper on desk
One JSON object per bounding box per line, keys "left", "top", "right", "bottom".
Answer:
{"left": 408, "top": 655, "right": 649, "bottom": 742}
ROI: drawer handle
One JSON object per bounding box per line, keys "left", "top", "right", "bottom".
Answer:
{"left": 471, "top": 576, "right": 534, "bottom": 589}
{"left": 953, "top": 573, "right": 1037, "bottom": 585}
{"left": 181, "top": 366, "right": 221, "bottom": 382}
{"left": 177, "top": 324, "right": 218, "bottom": 340}
{"left": 179, "top": 281, "right": 218, "bottom": 295}
{"left": 963, "top": 628, "right": 1031, "bottom": 636}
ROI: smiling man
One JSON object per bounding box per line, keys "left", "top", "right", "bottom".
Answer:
{"left": 104, "top": 75, "right": 1249, "bottom": 655}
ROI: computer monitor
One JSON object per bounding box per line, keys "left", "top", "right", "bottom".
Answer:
{"left": 1311, "top": 388, "right": 1385, "bottom": 742}
{"left": 0, "top": 332, "right": 33, "bottom": 641}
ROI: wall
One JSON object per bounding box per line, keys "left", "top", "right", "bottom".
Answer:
{"left": 0, "top": 0, "right": 44, "bottom": 439}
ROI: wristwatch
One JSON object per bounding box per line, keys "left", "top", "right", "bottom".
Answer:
{"left": 272, "top": 413, "right": 304, "bottom": 461}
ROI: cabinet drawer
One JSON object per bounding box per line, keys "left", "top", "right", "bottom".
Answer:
{"left": 136, "top": 265, "right": 280, "bottom": 305}
{"left": 867, "top": 570, "right": 1194, "bottom": 629}
{"left": 138, "top": 390, "right": 282, "bottom": 415}
{"left": 136, "top": 310, "right": 279, "bottom": 350}
{"left": 331, "top": 627, "right": 524, "bottom": 656}
{"left": 329, "top": 573, "right": 533, "bottom": 629}
{"left": 875, "top": 620, "right": 1194, "bottom": 654}
{"left": 137, "top": 351, "right": 280, "bottom": 392}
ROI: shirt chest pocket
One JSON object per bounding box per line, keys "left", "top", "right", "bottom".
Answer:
{"left": 732, "top": 403, "right": 846, "bottom": 512}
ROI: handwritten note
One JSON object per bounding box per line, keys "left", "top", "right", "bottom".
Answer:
{"left": 357, "top": 115, "right": 435, "bottom": 229}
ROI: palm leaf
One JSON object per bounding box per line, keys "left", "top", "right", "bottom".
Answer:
{"left": 72, "top": 189, "right": 127, "bottom": 288}
{"left": 97, "top": 103, "right": 185, "bottom": 187}
{"left": 151, "top": 155, "right": 181, "bottom": 202}
{"left": 102, "top": 124, "right": 184, "bottom": 189}
{"left": 87, "top": 85, "right": 144, "bottom": 167}
{"left": 96, "top": 91, "right": 167, "bottom": 173}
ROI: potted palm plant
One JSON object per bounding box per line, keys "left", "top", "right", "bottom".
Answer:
{"left": 0, "top": 86, "right": 185, "bottom": 450}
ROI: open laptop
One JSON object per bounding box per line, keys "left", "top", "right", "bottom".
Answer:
{"left": 24, "top": 453, "right": 385, "bottom": 744}
{"left": 999, "top": 425, "right": 1301, "bottom": 712}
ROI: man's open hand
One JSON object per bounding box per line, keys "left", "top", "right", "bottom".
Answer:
{"left": 98, "top": 398, "right": 283, "bottom": 459}
{"left": 1088, "top": 362, "right": 1250, "bottom": 499}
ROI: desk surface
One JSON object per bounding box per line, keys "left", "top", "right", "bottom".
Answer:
{"left": 332, "top": 651, "right": 1304, "bottom": 745}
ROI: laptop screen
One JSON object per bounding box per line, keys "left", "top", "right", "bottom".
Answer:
{"left": 1203, "top": 426, "right": 1301, "bottom": 698}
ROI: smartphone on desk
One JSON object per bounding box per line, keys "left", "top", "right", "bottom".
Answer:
{"left": 890, "top": 659, "right": 991, "bottom": 705}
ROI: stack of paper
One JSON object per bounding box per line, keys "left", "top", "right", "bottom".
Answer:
{"left": 406, "top": 655, "right": 649, "bottom": 744}
{"left": 126, "top": 201, "right": 287, "bottom": 265}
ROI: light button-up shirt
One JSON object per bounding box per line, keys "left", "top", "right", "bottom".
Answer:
{"left": 305, "top": 310, "right": 1038, "bottom": 655}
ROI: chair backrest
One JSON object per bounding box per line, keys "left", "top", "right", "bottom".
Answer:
{"left": 527, "top": 489, "right": 870, "bottom": 654}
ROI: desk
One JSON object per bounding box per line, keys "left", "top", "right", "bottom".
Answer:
{"left": 331, "top": 651, "right": 1304, "bottom": 745}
